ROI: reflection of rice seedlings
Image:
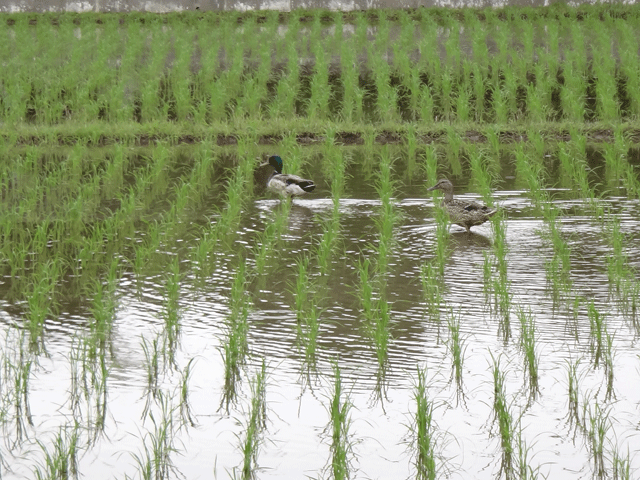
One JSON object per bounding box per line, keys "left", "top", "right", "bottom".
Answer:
{"left": 326, "top": 361, "right": 354, "bottom": 480}
{"left": 490, "top": 354, "right": 515, "bottom": 480}
{"left": 33, "top": 424, "right": 80, "bottom": 480}
{"left": 542, "top": 205, "right": 572, "bottom": 299}
{"left": 411, "top": 366, "right": 437, "bottom": 480}
{"left": 237, "top": 361, "right": 267, "bottom": 480}
{"left": 516, "top": 308, "right": 539, "bottom": 401}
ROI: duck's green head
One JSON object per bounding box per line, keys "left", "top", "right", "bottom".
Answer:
{"left": 268, "top": 155, "right": 283, "bottom": 174}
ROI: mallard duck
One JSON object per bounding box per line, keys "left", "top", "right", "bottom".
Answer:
{"left": 263, "top": 155, "right": 315, "bottom": 198}
{"left": 427, "top": 179, "right": 497, "bottom": 232}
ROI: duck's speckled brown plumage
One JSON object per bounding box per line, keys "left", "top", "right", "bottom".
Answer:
{"left": 427, "top": 179, "right": 497, "bottom": 232}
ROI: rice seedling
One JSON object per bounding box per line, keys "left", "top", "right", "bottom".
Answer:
{"left": 420, "top": 261, "right": 443, "bottom": 321}
{"left": 373, "top": 147, "right": 399, "bottom": 276}
{"left": 446, "top": 311, "right": 465, "bottom": 396}
{"left": 33, "top": 424, "right": 81, "bottom": 480}
{"left": 0, "top": 329, "right": 34, "bottom": 445}
{"left": 325, "top": 361, "right": 354, "bottom": 480}
{"left": 490, "top": 354, "right": 515, "bottom": 480}
{"left": 585, "top": 401, "right": 611, "bottom": 479}
{"left": 236, "top": 361, "right": 268, "bottom": 480}
{"left": 131, "top": 390, "right": 180, "bottom": 480}
{"left": 221, "top": 263, "right": 251, "bottom": 411}
{"left": 252, "top": 203, "right": 290, "bottom": 276}
{"left": 162, "top": 256, "right": 183, "bottom": 366}
{"left": 410, "top": 366, "right": 437, "bottom": 480}
{"left": 26, "top": 258, "right": 62, "bottom": 351}
{"left": 516, "top": 308, "right": 539, "bottom": 402}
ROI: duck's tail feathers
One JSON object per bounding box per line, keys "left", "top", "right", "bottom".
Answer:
{"left": 289, "top": 179, "right": 315, "bottom": 192}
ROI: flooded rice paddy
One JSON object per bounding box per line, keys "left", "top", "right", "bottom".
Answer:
{"left": 1, "top": 141, "right": 640, "bottom": 479}
{"left": 2, "top": 5, "right": 640, "bottom": 479}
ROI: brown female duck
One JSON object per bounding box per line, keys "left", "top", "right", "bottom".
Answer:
{"left": 427, "top": 179, "right": 497, "bottom": 232}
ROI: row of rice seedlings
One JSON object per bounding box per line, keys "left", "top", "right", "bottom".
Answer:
{"left": 5, "top": 7, "right": 640, "bottom": 132}
{"left": 616, "top": 20, "right": 640, "bottom": 118}
{"left": 236, "top": 361, "right": 267, "bottom": 480}
{"left": 325, "top": 361, "right": 354, "bottom": 480}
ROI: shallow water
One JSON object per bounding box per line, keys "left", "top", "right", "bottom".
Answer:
{"left": 1, "top": 144, "right": 640, "bottom": 479}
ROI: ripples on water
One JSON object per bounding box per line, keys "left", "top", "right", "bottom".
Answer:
{"left": 1, "top": 148, "right": 640, "bottom": 479}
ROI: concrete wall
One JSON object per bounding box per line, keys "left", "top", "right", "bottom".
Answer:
{"left": 0, "top": 0, "right": 595, "bottom": 13}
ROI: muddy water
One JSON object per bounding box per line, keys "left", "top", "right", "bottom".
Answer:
{"left": 1, "top": 146, "right": 640, "bottom": 479}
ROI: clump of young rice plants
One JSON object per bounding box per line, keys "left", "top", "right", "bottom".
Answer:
{"left": 33, "top": 424, "right": 81, "bottom": 480}
{"left": 236, "top": 361, "right": 268, "bottom": 480}
{"left": 486, "top": 213, "right": 511, "bottom": 337}
{"left": 490, "top": 354, "right": 516, "bottom": 480}
{"left": 252, "top": 202, "right": 291, "bottom": 276}
{"left": 516, "top": 308, "right": 539, "bottom": 403}
{"left": 541, "top": 204, "right": 572, "bottom": 303}
{"left": 221, "top": 263, "right": 251, "bottom": 411}
{"left": 586, "top": 301, "right": 615, "bottom": 400}
{"left": 420, "top": 261, "right": 443, "bottom": 322}
{"left": 130, "top": 390, "right": 180, "bottom": 480}
{"left": 373, "top": 147, "right": 399, "bottom": 276}
{"left": 324, "top": 361, "right": 355, "bottom": 480}
{"left": 0, "top": 328, "right": 34, "bottom": 445}
{"left": 291, "top": 256, "right": 321, "bottom": 375}
{"left": 161, "top": 256, "right": 183, "bottom": 366}
{"left": 446, "top": 312, "right": 465, "bottom": 399}
{"left": 410, "top": 366, "right": 438, "bottom": 480}
{"left": 584, "top": 401, "right": 611, "bottom": 480}
{"left": 26, "top": 258, "right": 62, "bottom": 351}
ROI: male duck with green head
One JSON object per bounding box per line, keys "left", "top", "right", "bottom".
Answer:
{"left": 263, "top": 155, "right": 316, "bottom": 198}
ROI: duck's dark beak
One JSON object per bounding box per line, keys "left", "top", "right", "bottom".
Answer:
{"left": 427, "top": 185, "right": 437, "bottom": 191}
